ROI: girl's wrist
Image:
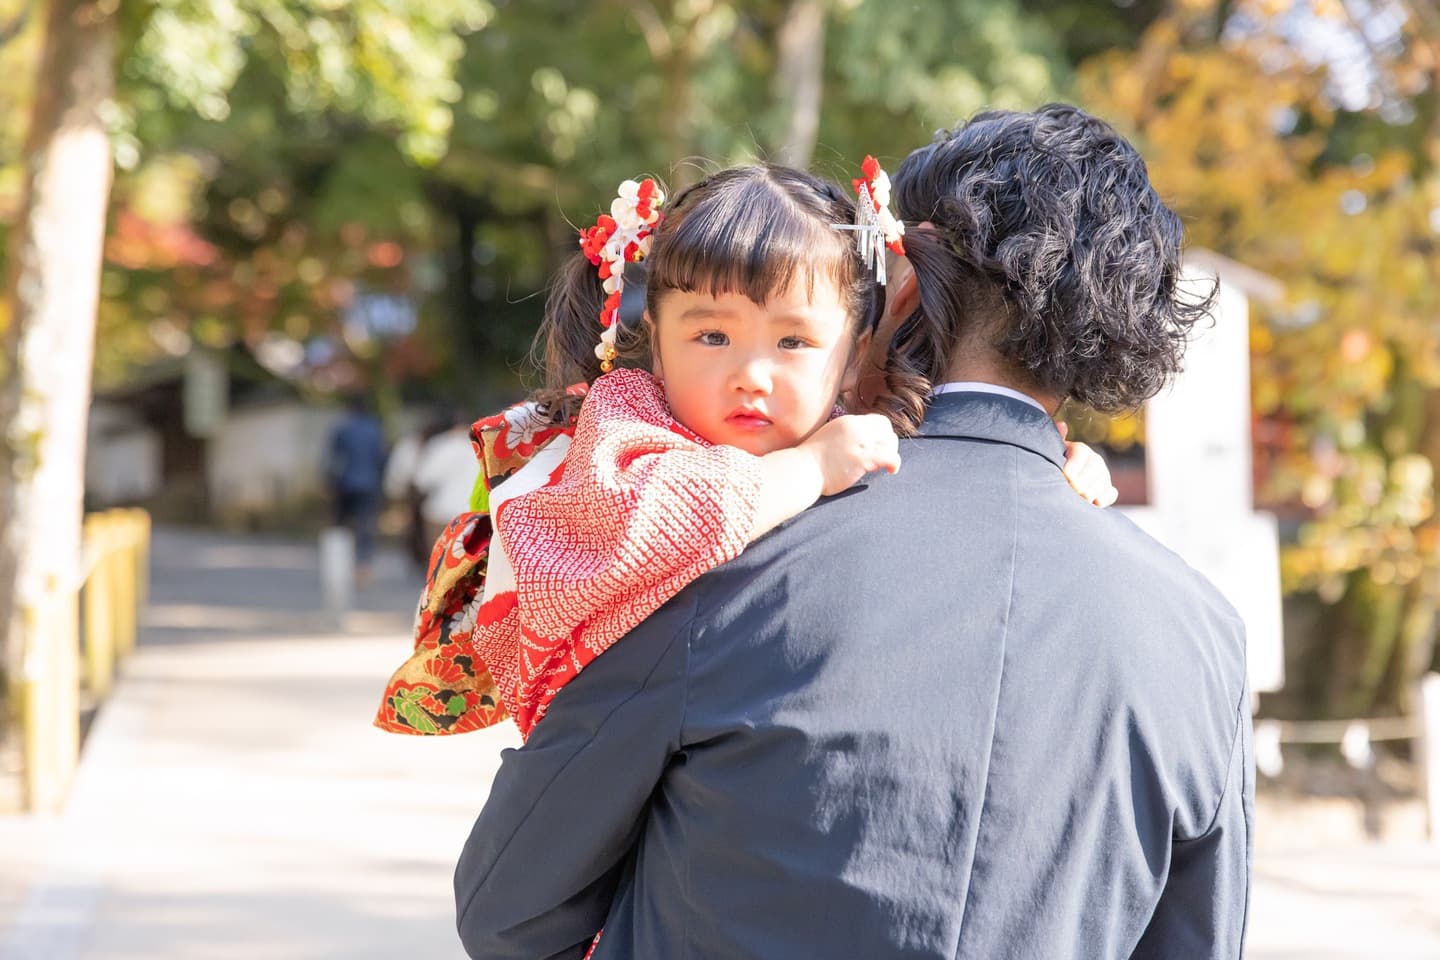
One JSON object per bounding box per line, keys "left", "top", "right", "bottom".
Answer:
{"left": 786, "top": 442, "right": 827, "bottom": 502}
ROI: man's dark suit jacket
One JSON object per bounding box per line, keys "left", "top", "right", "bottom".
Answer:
{"left": 454, "top": 391, "right": 1254, "bottom": 960}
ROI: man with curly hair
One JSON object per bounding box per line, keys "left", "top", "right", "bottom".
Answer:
{"left": 455, "top": 104, "right": 1253, "bottom": 960}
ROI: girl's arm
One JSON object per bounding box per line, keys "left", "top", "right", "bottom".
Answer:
{"left": 751, "top": 413, "right": 901, "bottom": 539}
{"left": 753, "top": 415, "right": 1116, "bottom": 538}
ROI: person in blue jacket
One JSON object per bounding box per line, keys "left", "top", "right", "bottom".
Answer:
{"left": 325, "top": 392, "right": 387, "bottom": 584}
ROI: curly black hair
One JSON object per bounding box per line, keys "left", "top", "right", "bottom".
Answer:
{"left": 886, "top": 103, "right": 1214, "bottom": 413}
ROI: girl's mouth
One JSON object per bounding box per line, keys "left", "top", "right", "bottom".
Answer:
{"left": 725, "top": 409, "right": 773, "bottom": 430}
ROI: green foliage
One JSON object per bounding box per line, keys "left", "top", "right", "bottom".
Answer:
{"left": 1016, "top": 0, "right": 1165, "bottom": 66}
{"left": 822, "top": 0, "right": 1067, "bottom": 170}
{"left": 117, "top": 0, "right": 493, "bottom": 165}
{"left": 88, "top": 0, "right": 491, "bottom": 395}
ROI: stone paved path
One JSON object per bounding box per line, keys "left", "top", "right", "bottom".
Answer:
{"left": 1, "top": 527, "right": 1436, "bottom": 958}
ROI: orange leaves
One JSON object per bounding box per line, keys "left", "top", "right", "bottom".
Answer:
{"left": 1077, "top": 10, "right": 1440, "bottom": 604}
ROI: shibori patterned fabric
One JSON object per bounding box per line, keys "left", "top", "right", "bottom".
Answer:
{"left": 473, "top": 368, "right": 762, "bottom": 737}
{"left": 373, "top": 391, "right": 580, "bottom": 736}
{"left": 375, "top": 369, "right": 762, "bottom": 740}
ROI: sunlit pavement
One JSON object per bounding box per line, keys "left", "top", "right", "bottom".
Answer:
{"left": 1, "top": 527, "right": 1438, "bottom": 959}
{"left": 1248, "top": 839, "right": 1440, "bottom": 960}
{"left": 0, "top": 528, "right": 518, "bottom": 960}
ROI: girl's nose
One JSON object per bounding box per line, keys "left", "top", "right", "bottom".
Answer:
{"left": 730, "top": 356, "right": 773, "bottom": 395}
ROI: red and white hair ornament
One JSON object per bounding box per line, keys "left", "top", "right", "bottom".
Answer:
{"left": 833, "top": 155, "right": 906, "bottom": 286}
{"left": 578, "top": 178, "right": 665, "bottom": 372}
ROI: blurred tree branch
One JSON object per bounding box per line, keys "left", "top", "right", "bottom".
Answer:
{"left": 0, "top": 0, "right": 36, "bottom": 50}
{"left": 1337, "top": 0, "right": 1403, "bottom": 104}
{"left": 773, "top": 0, "right": 824, "bottom": 167}
{"left": 619, "top": 0, "right": 673, "bottom": 59}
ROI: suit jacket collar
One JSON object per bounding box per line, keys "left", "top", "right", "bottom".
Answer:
{"left": 919, "top": 391, "right": 1067, "bottom": 472}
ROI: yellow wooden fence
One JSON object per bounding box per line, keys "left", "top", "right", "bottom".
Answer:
{"left": 18, "top": 508, "right": 150, "bottom": 812}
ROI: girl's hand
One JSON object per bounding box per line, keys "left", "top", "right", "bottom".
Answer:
{"left": 802, "top": 414, "right": 901, "bottom": 496}
{"left": 1058, "top": 421, "right": 1118, "bottom": 508}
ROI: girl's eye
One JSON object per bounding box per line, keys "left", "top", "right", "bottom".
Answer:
{"left": 698, "top": 331, "right": 729, "bottom": 346}
{"left": 778, "top": 336, "right": 810, "bottom": 350}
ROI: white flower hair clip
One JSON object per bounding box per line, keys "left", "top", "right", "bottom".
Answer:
{"left": 832, "top": 155, "right": 906, "bottom": 286}
{"left": 579, "top": 178, "right": 665, "bottom": 372}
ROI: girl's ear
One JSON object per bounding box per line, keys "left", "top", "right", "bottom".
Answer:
{"left": 883, "top": 254, "right": 920, "bottom": 328}
{"left": 841, "top": 328, "right": 874, "bottom": 395}
{"left": 645, "top": 311, "right": 664, "bottom": 380}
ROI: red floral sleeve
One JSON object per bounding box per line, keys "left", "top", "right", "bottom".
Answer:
{"left": 373, "top": 395, "right": 579, "bottom": 736}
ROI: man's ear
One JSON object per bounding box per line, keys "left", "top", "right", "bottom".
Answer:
{"left": 885, "top": 264, "right": 919, "bottom": 327}
{"left": 644, "top": 311, "right": 664, "bottom": 380}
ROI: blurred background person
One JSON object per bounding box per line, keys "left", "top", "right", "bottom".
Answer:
{"left": 411, "top": 408, "right": 480, "bottom": 553}
{"left": 385, "top": 409, "right": 460, "bottom": 571}
{"left": 325, "top": 393, "right": 388, "bottom": 585}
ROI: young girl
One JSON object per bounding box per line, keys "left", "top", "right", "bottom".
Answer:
{"left": 376, "top": 161, "right": 1114, "bottom": 739}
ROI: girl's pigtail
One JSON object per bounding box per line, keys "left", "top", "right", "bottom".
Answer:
{"left": 530, "top": 178, "right": 665, "bottom": 426}
{"left": 875, "top": 224, "right": 971, "bottom": 435}
{"left": 528, "top": 251, "right": 610, "bottom": 427}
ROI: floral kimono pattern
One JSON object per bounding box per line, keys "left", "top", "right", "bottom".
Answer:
{"left": 373, "top": 393, "right": 579, "bottom": 735}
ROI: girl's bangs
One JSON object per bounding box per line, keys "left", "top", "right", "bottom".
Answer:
{"left": 649, "top": 178, "right": 852, "bottom": 306}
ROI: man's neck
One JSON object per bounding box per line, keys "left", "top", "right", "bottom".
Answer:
{"left": 940, "top": 357, "right": 1060, "bottom": 416}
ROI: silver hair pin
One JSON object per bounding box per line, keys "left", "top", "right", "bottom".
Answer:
{"left": 831, "top": 182, "right": 888, "bottom": 286}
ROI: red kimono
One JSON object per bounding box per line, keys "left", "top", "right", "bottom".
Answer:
{"left": 376, "top": 369, "right": 761, "bottom": 739}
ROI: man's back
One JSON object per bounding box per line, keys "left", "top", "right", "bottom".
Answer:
{"left": 455, "top": 393, "right": 1252, "bottom": 959}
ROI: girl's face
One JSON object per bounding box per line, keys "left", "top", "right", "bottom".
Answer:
{"left": 649, "top": 278, "right": 856, "bottom": 456}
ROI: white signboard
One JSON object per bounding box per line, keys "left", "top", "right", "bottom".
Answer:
{"left": 1122, "top": 508, "right": 1285, "bottom": 695}
{"left": 1122, "top": 255, "right": 1285, "bottom": 696}
{"left": 183, "top": 348, "right": 229, "bottom": 439}
{"left": 1146, "top": 270, "right": 1254, "bottom": 517}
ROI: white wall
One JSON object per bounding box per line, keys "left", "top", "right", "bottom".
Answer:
{"left": 86, "top": 402, "right": 162, "bottom": 506}
{"left": 206, "top": 404, "right": 342, "bottom": 515}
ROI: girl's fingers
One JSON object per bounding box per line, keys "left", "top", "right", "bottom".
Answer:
{"left": 1060, "top": 439, "right": 1117, "bottom": 507}
{"left": 874, "top": 449, "right": 902, "bottom": 474}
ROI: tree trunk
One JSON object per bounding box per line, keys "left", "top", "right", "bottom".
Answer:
{"left": 659, "top": 40, "right": 698, "bottom": 188}
{"left": 1317, "top": 362, "right": 1439, "bottom": 718}
{"left": 772, "top": 0, "right": 825, "bottom": 169}
{"left": 1412, "top": 383, "right": 1440, "bottom": 679}
{"left": 445, "top": 184, "right": 489, "bottom": 374}
{"left": 0, "top": 0, "right": 116, "bottom": 808}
